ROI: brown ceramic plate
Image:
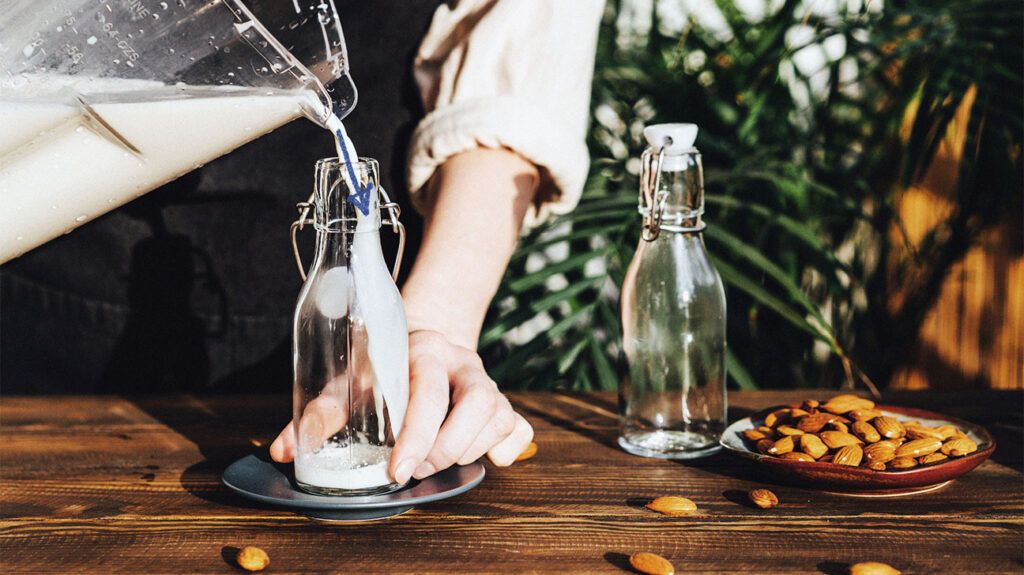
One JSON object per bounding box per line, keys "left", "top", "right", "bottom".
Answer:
{"left": 720, "top": 404, "right": 996, "bottom": 496}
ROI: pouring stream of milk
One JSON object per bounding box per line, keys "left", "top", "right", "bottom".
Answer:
{"left": 325, "top": 114, "right": 408, "bottom": 444}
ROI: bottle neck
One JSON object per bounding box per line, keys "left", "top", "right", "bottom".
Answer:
{"left": 640, "top": 148, "right": 705, "bottom": 236}
{"left": 308, "top": 158, "right": 382, "bottom": 273}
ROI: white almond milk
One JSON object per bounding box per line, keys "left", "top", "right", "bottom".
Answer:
{"left": 294, "top": 442, "right": 394, "bottom": 491}
{"left": 0, "top": 78, "right": 319, "bottom": 262}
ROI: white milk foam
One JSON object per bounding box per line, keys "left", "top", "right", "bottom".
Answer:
{"left": 294, "top": 442, "right": 394, "bottom": 490}
{"left": 0, "top": 76, "right": 319, "bottom": 262}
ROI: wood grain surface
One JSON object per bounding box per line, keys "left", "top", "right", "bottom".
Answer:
{"left": 1, "top": 390, "right": 1022, "bottom": 574}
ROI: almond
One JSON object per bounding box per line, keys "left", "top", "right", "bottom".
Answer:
{"left": 935, "top": 424, "right": 959, "bottom": 439}
{"left": 941, "top": 437, "right": 978, "bottom": 457}
{"left": 799, "top": 434, "right": 829, "bottom": 459}
{"left": 645, "top": 496, "right": 697, "bottom": 516}
{"left": 748, "top": 488, "right": 779, "bottom": 509}
{"left": 850, "top": 561, "right": 901, "bottom": 575}
{"left": 776, "top": 425, "right": 804, "bottom": 436}
{"left": 819, "top": 431, "right": 862, "bottom": 449}
{"left": 832, "top": 444, "right": 864, "bottom": 467}
{"left": 764, "top": 409, "right": 789, "bottom": 428}
{"left": 629, "top": 552, "right": 675, "bottom": 575}
{"left": 743, "top": 429, "right": 768, "bottom": 442}
{"left": 895, "top": 438, "right": 942, "bottom": 459}
{"left": 828, "top": 421, "right": 849, "bottom": 434}
{"left": 852, "top": 421, "right": 881, "bottom": 443}
{"left": 756, "top": 425, "right": 775, "bottom": 436}
{"left": 516, "top": 442, "right": 538, "bottom": 462}
{"left": 822, "top": 394, "right": 875, "bottom": 414}
{"left": 797, "top": 413, "right": 836, "bottom": 433}
{"left": 767, "top": 436, "right": 795, "bottom": 456}
{"left": 756, "top": 439, "right": 775, "bottom": 454}
{"left": 918, "top": 452, "right": 949, "bottom": 465}
{"left": 788, "top": 408, "right": 811, "bottom": 418}
{"left": 237, "top": 547, "right": 270, "bottom": 572}
{"left": 904, "top": 425, "right": 945, "bottom": 441}
{"left": 863, "top": 441, "right": 897, "bottom": 464}
{"left": 801, "top": 399, "right": 820, "bottom": 411}
{"left": 781, "top": 452, "right": 815, "bottom": 462}
{"left": 866, "top": 461, "right": 887, "bottom": 471}
{"left": 872, "top": 416, "right": 906, "bottom": 439}
{"left": 888, "top": 456, "right": 918, "bottom": 470}
{"left": 848, "top": 408, "right": 882, "bottom": 422}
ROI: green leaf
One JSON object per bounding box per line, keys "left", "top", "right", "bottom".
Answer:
{"left": 506, "top": 249, "right": 610, "bottom": 293}
{"left": 726, "top": 347, "right": 758, "bottom": 390}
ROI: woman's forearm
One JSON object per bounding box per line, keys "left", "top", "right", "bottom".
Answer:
{"left": 402, "top": 148, "right": 540, "bottom": 349}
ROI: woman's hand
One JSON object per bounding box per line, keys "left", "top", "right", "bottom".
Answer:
{"left": 387, "top": 330, "right": 532, "bottom": 483}
{"left": 272, "top": 148, "right": 542, "bottom": 482}
{"left": 268, "top": 330, "right": 533, "bottom": 484}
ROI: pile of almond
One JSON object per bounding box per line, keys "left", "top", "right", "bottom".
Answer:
{"left": 742, "top": 395, "right": 979, "bottom": 471}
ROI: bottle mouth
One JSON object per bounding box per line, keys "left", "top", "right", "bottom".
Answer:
{"left": 313, "top": 157, "right": 381, "bottom": 231}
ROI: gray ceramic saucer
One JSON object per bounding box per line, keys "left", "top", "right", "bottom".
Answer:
{"left": 222, "top": 455, "right": 485, "bottom": 522}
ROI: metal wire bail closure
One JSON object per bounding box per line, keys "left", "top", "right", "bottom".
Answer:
{"left": 640, "top": 146, "right": 667, "bottom": 242}
{"left": 289, "top": 187, "right": 406, "bottom": 282}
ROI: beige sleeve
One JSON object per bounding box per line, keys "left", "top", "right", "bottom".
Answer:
{"left": 408, "top": 0, "right": 605, "bottom": 227}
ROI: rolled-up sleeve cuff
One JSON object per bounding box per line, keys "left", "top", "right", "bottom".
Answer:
{"left": 407, "top": 96, "right": 589, "bottom": 228}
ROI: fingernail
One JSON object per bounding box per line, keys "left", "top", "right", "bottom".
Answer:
{"left": 393, "top": 458, "right": 417, "bottom": 484}
{"left": 413, "top": 461, "right": 436, "bottom": 480}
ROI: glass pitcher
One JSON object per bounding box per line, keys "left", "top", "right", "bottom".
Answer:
{"left": 291, "top": 158, "right": 409, "bottom": 496}
{"left": 0, "top": 0, "right": 358, "bottom": 263}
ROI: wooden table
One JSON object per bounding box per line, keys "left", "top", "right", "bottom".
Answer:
{"left": 2, "top": 390, "right": 1022, "bottom": 574}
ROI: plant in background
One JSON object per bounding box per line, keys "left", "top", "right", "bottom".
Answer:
{"left": 481, "top": 0, "right": 1022, "bottom": 392}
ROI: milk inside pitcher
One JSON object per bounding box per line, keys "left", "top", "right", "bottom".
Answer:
{"left": 0, "top": 0, "right": 358, "bottom": 262}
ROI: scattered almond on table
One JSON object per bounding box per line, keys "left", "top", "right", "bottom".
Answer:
{"left": 629, "top": 551, "right": 675, "bottom": 575}
{"left": 515, "top": 441, "right": 538, "bottom": 462}
{"left": 849, "top": 561, "right": 901, "bottom": 575}
{"left": 742, "top": 395, "right": 978, "bottom": 471}
{"left": 645, "top": 496, "right": 697, "bottom": 516}
{"left": 747, "top": 488, "right": 778, "bottom": 509}
{"left": 236, "top": 546, "right": 270, "bottom": 572}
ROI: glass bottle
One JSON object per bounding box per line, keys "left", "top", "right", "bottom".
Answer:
{"left": 619, "top": 124, "right": 727, "bottom": 459}
{"left": 291, "top": 158, "right": 409, "bottom": 495}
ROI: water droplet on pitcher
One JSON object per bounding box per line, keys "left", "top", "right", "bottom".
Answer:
{"left": 22, "top": 45, "right": 35, "bottom": 57}
{"left": 56, "top": 25, "right": 64, "bottom": 32}
{"left": 75, "top": 215, "right": 87, "bottom": 222}
{"left": 159, "top": 1, "right": 168, "bottom": 9}
{"left": 152, "top": 13, "right": 159, "bottom": 20}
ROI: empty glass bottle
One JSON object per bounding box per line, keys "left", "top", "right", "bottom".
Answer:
{"left": 619, "top": 123, "right": 727, "bottom": 459}
{"left": 290, "top": 158, "right": 409, "bottom": 495}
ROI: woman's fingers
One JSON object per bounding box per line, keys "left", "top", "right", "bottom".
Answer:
{"left": 413, "top": 357, "right": 498, "bottom": 479}
{"left": 457, "top": 393, "right": 517, "bottom": 465}
{"left": 296, "top": 393, "right": 348, "bottom": 452}
{"left": 389, "top": 335, "right": 451, "bottom": 484}
{"left": 269, "top": 379, "right": 350, "bottom": 464}
{"left": 486, "top": 412, "right": 534, "bottom": 466}
{"left": 269, "top": 420, "right": 296, "bottom": 463}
